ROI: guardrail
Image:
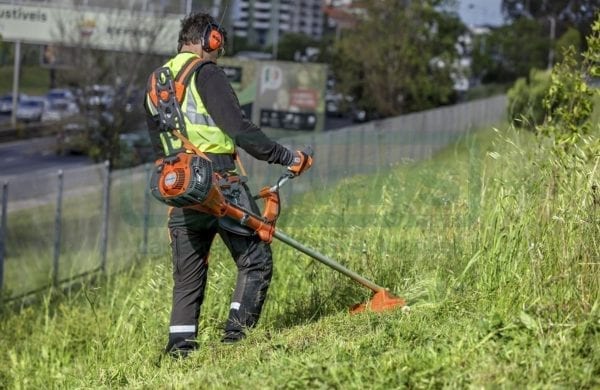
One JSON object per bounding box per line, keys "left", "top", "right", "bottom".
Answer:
{"left": 0, "top": 121, "right": 60, "bottom": 142}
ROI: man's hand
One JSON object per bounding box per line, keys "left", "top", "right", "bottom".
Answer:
{"left": 288, "top": 146, "right": 314, "bottom": 177}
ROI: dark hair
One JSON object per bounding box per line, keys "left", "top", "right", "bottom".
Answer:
{"left": 177, "top": 12, "right": 227, "bottom": 52}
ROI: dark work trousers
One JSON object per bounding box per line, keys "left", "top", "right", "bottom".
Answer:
{"left": 165, "top": 181, "right": 273, "bottom": 350}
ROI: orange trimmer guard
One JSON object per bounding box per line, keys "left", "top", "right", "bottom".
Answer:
{"left": 350, "top": 290, "right": 406, "bottom": 314}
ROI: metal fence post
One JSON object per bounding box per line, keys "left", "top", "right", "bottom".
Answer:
{"left": 142, "top": 164, "right": 151, "bottom": 256}
{"left": 53, "top": 170, "right": 64, "bottom": 286}
{"left": 100, "top": 161, "right": 111, "bottom": 273}
{"left": 0, "top": 182, "right": 8, "bottom": 293}
{"left": 343, "top": 130, "right": 349, "bottom": 175}
{"left": 359, "top": 127, "right": 365, "bottom": 175}
{"left": 327, "top": 131, "right": 334, "bottom": 181}
{"left": 375, "top": 125, "right": 382, "bottom": 173}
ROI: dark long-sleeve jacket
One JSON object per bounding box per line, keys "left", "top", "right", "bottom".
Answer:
{"left": 145, "top": 59, "right": 293, "bottom": 171}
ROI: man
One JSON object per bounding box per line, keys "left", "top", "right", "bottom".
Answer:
{"left": 144, "top": 12, "right": 312, "bottom": 357}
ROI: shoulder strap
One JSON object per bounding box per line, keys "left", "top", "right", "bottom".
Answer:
{"left": 147, "top": 57, "right": 212, "bottom": 108}
{"left": 146, "top": 58, "right": 213, "bottom": 159}
{"left": 173, "top": 57, "right": 212, "bottom": 102}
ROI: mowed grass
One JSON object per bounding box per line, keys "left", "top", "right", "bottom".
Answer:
{"left": 0, "top": 124, "right": 599, "bottom": 388}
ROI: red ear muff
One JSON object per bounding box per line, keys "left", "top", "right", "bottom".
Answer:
{"left": 202, "top": 23, "right": 223, "bottom": 53}
{"left": 208, "top": 29, "right": 222, "bottom": 51}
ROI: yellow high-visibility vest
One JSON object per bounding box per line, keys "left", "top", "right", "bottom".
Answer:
{"left": 146, "top": 52, "right": 235, "bottom": 155}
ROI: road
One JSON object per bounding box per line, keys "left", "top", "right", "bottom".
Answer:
{"left": 0, "top": 114, "right": 353, "bottom": 181}
{"left": 0, "top": 136, "right": 92, "bottom": 180}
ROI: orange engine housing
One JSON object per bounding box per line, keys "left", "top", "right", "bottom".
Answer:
{"left": 150, "top": 152, "right": 215, "bottom": 208}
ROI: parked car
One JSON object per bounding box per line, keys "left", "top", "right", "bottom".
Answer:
{"left": 0, "top": 93, "right": 28, "bottom": 114}
{"left": 116, "top": 131, "right": 154, "bottom": 168}
{"left": 351, "top": 107, "right": 380, "bottom": 123}
{"left": 42, "top": 100, "right": 80, "bottom": 122}
{"left": 84, "top": 84, "right": 115, "bottom": 110}
{"left": 55, "top": 111, "right": 114, "bottom": 155}
{"left": 16, "top": 97, "right": 47, "bottom": 122}
{"left": 46, "top": 88, "right": 76, "bottom": 105}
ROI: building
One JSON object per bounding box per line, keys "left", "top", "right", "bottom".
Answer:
{"left": 230, "top": 0, "right": 325, "bottom": 47}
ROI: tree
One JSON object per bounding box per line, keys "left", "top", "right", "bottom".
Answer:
{"left": 275, "top": 33, "right": 320, "bottom": 62}
{"left": 538, "top": 15, "right": 599, "bottom": 162}
{"left": 502, "top": 0, "right": 599, "bottom": 54}
{"left": 331, "top": 0, "right": 466, "bottom": 117}
{"left": 472, "top": 18, "right": 550, "bottom": 83}
{"left": 502, "top": 0, "right": 599, "bottom": 31}
{"left": 50, "top": 7, "right": 172, "bottom": 169}
{"left": 555, "top": 27, "right": 582, "bottom": 63}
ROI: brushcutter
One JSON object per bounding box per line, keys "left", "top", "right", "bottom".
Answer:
{"left": 149, "top": 133, "right": 405, "bottom": 313}
{"left": 146, "top": 65, "right": 405, "bottom": 313}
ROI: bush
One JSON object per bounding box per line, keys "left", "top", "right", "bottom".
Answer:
{"left": 537, "top": 14, "right": 600, "bottom": 165}
{"left": 507, "top": 68, "right": 551, "bottom": 130}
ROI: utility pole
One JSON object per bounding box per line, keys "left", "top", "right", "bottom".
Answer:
{"left": 10, "top": 41, "right": 21, "bottom": 128}
{"left": 548, "top": 15, "right": 556, "bottom": 69}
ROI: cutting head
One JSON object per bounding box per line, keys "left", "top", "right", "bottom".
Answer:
{"left": 350, "top": 290, "right": 406, "bottom": 314}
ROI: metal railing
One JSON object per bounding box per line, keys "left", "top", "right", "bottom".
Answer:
{"left": 0, "top": 95, "right": 507, "bottom": 301}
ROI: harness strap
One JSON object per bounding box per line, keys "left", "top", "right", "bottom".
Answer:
{"left": 234, "top": 152, "right": 248, "bottom": 176}
{"left": 146, "top": 56, "right": 242, "bottom": 164}
{"left": 147, "top": 58, "right": 212, "bottom": 157}
{"left": 173, "top": 57, "right": 211, "bottom": 103}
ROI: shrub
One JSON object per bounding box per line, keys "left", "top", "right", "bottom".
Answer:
{"left": 507, "top": 68, "right": 551, "bottom": 130}
{"left": 539, "top": 15, "right": 600, "bottom": 163}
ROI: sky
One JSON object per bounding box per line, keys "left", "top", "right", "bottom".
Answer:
{"left": 457, "top": 0, "right": 505, "bottom": 27}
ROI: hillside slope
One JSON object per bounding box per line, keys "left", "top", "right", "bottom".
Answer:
{"left": 1, "top": 126, "right": 598, "bottom": 388}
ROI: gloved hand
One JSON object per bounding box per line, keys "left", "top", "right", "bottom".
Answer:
{"left": 287, "top": 146, "right": 314, "bottom": 177}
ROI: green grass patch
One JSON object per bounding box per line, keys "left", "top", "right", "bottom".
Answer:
{"left": 0, "top": 124, "right": 598, "bottom": 388}
{"left": 0, "top": 65, "right": 51, "bottom": 95}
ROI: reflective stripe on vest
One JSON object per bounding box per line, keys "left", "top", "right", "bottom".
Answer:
{"left": 151, "top": 52, "right": 235, "bottom": 155}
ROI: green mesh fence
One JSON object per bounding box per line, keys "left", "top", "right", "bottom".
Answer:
{"left": 0, "top": 95, "right": 506, "bottom": 300}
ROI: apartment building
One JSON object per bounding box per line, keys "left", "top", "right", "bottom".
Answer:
{"left": 231, "top": 0, "right": 324, "bottom": 47}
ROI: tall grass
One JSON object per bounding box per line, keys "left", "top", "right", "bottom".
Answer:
{"left": 0, "top": 124, "right": 598, "bottom": 388}
{"left": 3, "top": 169, "right": 171, "bottom": 297}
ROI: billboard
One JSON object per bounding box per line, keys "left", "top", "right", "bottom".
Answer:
{"left": 218, "top": 58, "right": 327, "bottom": 132}
{"left": 0, "top": 4, "right": 327, "bottom": 132}
{"left": 218, "top": 58, "right": 259, "bottom": 120}
{"left": 0, "top": 4, "right": 180, "bottom": 55}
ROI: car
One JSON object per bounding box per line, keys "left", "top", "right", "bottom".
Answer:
{"left": 120, "top": 87, "right": 144, "bottom": 113}
{"left": 15, "top": 97, "right": 47, "bottom": 122}
{"left": 325, "top": 92, "right": 354, "bottom": 118}
{"left": 351, "top": 107, "right": 380, "bottom": 123}
{"left": 116, "top": 131, "right": 154, "bottom": 167}
{"left": 55, "top": 111, "right": 115, "bottom": 155}
{"left": 326, "top": 95, "right": 345, "bottom": 118}
{"left": 84, "top": 85, "right": 115, "bottom": 110}
{"left": 0, "top": 93, "right": 28, "bottom": 114}
{"left": 42, "top": 100, "right": 80, "bottom": 122}
{"left": 46, "top": 88, "right": 76, "bottom": 105}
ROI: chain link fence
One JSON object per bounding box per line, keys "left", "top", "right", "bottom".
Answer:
{"left": 0, "top": 95, "right": 507, "bottom": 301}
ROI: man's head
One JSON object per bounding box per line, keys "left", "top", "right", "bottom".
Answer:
{"left": 177, "top": 12, "right": 226, "bottom": 59}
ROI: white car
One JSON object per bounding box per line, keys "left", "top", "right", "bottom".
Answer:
{"left": 46, "top": 88, "right": 76, "bottom": 105}
{"left": 42, "top": 100, "right": 80, "bottom": 122}
{"left": 0, "top": 93, "right": 28, "bottom": 114}
{"left": 85, "top": 85, "right": 115, "bottom": 109}
{"left": 16, "top": 97, "right": 47, "bottom": 122}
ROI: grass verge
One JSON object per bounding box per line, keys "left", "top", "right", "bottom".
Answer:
{"left": 0, "top": 124, "right": 598, "bottom": 388}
